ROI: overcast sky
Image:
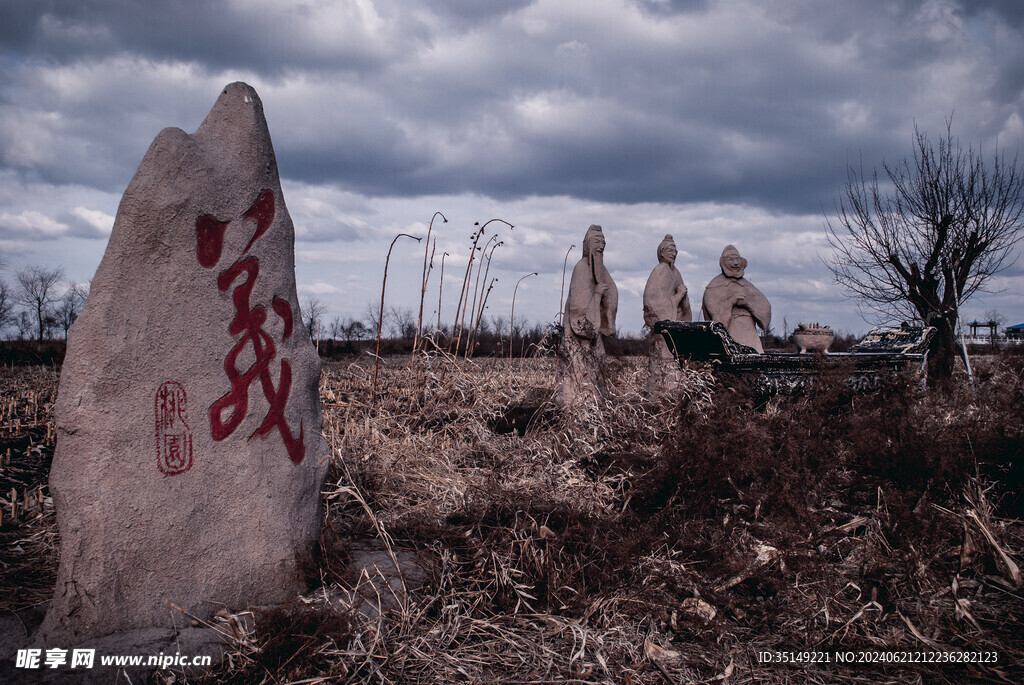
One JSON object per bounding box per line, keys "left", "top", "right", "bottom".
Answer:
{"left": 2, "top": 0, "right": 1023, "bottom": 338}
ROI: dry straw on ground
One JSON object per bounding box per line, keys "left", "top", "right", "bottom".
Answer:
{"left": 1, "top": 351, "right": 1022, "bottom": 684}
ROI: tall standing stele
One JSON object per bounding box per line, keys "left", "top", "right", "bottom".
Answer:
{"left": 41, "top": 83, "right": 329, "bottom": 648}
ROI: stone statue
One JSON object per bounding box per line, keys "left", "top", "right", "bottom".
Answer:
{"left": 701, "top": 244, "right": 771, "bottom": 353}
{"left": 643, "top": 235, "right": 691, "bottom": 396}
{"left": 556, "top": 225, "right": 618, "bottom": 408}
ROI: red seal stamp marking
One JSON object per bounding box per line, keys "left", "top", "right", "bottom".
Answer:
{"left": 155, "top": 381, "right": 194, "bottom": 475}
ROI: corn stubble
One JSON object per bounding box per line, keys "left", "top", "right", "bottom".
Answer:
{"left": 2, "top": 352, "right": 1023, "bottom": 683}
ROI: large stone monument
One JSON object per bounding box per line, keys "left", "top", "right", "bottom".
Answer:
{"left": 643, "top": 235, "right": 691, "bottom": 396}
{"left": 40, "top": 83, "right": 329, "bottom": 649}
{"left": 701, "top": 245, "right": 771, "bottom": 353}
{"left": 556, "top": 225, "right": 618, "bottom": 409}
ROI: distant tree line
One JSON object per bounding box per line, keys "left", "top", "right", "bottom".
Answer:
{"left": 1, "top": 258, "right": 1014, "bottom": 366}
{"left": 0, "top": 262, "right": 88, "bottom": 343}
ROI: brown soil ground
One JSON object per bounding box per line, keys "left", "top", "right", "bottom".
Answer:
{"left": 1, "top": 353, "right": 1022, "bottom": 683}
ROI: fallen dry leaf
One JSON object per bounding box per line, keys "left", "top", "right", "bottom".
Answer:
{"left": 681, "top": 597, "right": 717, "bottom": 622}
{"left": 644, "top": 638, "right": 682, "bottom": 662}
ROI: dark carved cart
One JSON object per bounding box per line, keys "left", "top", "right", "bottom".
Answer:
{"left": 652, "top": 321, "right": 936, "bottom": 395}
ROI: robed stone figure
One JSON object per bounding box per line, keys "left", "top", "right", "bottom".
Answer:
{"left": 643, "top": 235, "right": 691, "bottom": 396}
{"left": 701, "top": 244, "right": 771, "bottom": 353}
{"left": 556, "top": 225, "right": 618, "bottom": 409}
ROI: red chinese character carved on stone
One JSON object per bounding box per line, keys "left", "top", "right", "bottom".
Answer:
{"left": 195, "top": 189, "right": 306, "bottom": 464}
{"left": 155, "top": 381, "right": 194, "bottom": 475}
{"left": 195, "top": 215, "right": 230, "bottom": 268}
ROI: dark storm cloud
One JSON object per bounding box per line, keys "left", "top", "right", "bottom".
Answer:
{"left": 1, "top": 0, "right": 1022, "bottom": 217}
{"left": 0, "top": 0, "right": 401, "bottom": 72}
{"left": 311, "top": 0, "right": 1017, "bottom": 212}
{"left": 427, "top": 0, "right": 535, "bottom": 28}
{"left": 258, "top": 0, "right": 936, "bottom": 213}
{"left": 956, "top": 0, "right": 1024, "bottom": 26}
{"left": 631, "top": 0, "right": 711, "bottom": 16}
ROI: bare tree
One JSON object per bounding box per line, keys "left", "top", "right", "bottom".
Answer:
{"left": 328, "top": 315, "right": 344, "bottom": 341}
{"left": 15, "top": 311, "right": 34, "bottom": 340}
{"left": 0, "top": 279, "right": 14, "bottom": 338}
{"left": 0, "top": 255, "right": 10, "bottom": 339}
{"left": 982, "top": 309, "right": 1006, "bottom": 343}
{"left": 489, "top": 314, "right": 507, "bottom": 335}
{"left": 15, "top": 265, "right": 65, "bottom": 342}
{"left": 982, "top": 309, "right": 1006, "bottom": 328}
{"left": 388, "top": 306, "right": 415, "bottom": 339}
{"left": 826, "top": 121, "right": 1024, "bottom": 381}
{"left": 343, "top": 318, "right": 371, "bottom": 341}
{"left": 302, "top": 297, "right": 326, "bottom": 341}
{"left": 363, "top": 300, "right": 384, "bottom": 336}
{"left": 55, "top": 282, "right": 89, "bottom": 339}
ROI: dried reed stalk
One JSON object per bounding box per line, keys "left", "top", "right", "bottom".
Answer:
{"left": 372, "top": 233, "right": 420, "bottom": 407}
{"left": 452, "top": 219, "right": 512, "bottom": 357}
{"left": 413, "top": 212, "right": 446, "bottom": 355}
{"left": 448, "top": 224, "right": 485, "bottom": 356}
{"left": 464, "top": 235, "right": 497, "bottom": 358}
{"left": 468, "top": 239, "right": 502, "bottom": 359}
{"left": 436, "top": 251, "right": 449, "bottom": 335}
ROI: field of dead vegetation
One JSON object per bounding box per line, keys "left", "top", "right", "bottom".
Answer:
{"left": 1, "top": 353, "right": 1023, "bottom": 683}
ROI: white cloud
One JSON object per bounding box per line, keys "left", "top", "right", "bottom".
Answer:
{"left": 0, "top": 210, "right": 68, "bottom": 238}
{"left": 71, "top": 206, "right": 114, "bottom": 235}
{"left": 300, "top": 281, "right": 345, "bottom": 296}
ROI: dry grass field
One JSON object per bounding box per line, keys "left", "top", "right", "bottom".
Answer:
{"left": 1, "top": 352, "right": 1023, "bottom": 683}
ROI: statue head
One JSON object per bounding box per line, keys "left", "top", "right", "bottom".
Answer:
{"left": 719, "top": 244, "right": 746, "bottom": 279}
{"left": 657, "top": 235, "right": 677, "bottom": 265}
{"left": 581, "top": 225, "right": 605, "bottom": 258}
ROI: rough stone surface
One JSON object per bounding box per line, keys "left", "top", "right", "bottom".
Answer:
{"left": 643, "top": 235, "right": 691, "bottom": 397}
{"left": 40, "top": 82, "right": 329, "bottom": 647}
{"left": 339, "top": 541, "right": 430, "bottom": 620}
{"left": 701, "top": 245, "right": 771, "bottom": 353}
{"left": 556, "top": 225, "right": 618, "bottom": 409}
